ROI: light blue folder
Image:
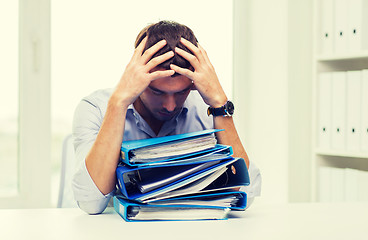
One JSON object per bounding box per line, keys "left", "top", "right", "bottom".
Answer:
{"left": 120, "top": 129, "right": 223, "bottom": 166}
{"left": 113, "top": 196, "right": 235, "bottom": 221}
{"left": 113, "top": 190, "right": 247, "bottom": 221}
{"left": 149, "top": 190, "right": 247, "bottom": 210}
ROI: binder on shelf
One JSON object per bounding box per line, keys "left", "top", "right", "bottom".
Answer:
{"left": 346, "top": 70, "right": 361, "bottom": 152}
{"left": 334, "top": 0, "right": 348, "bottom": 54}
{"left": 317, "top": 72, "right": 332, "bottom": 150}
{"left": 319, "top": 166, "right": 368, "bottom": 203}
{"left": 347, "top": 0, "right": 368, "bottom": 53}
{"left": 357, "top": 169, "right": 368, "bottom": 201}
{"left": 330, "top": 167, "right": 345, "bottom": 202}
{"left": 361, "top": 70, "right": 368, "bottom": 152}
{"left": 120, "top": 129, "right": 223, "bottom": 165}
{"left": 331, "top": 71, "right": 347, "bottom": 150}
{"left": 319, "top": 0, "right": 334, "bottom": 55}
{"left": 344, "top": 168, "right": 359, "bottom": 202}
{"left": 318, "top": 166, "right": 332, "bottom": 202}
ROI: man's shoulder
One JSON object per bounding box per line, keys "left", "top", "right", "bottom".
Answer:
{"left": 82, "top": 88, "right": 114, "bottom": 107}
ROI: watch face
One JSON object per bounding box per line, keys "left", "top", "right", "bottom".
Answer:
{"left": 226, "top": 101, "right": 234, "bottom": 115}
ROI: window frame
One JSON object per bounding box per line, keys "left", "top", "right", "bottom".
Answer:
{"left": 0, "top": 0, "right": 51, "bottom": 208}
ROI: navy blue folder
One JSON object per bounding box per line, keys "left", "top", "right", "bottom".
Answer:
{"left": 116, "top": 157, "right": 249, "bottom": 202}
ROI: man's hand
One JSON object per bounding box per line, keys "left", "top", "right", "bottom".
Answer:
{"left": 170, "top": 38, "right": 227, "bottom": 108}
{"left": 113, "top": 37, "right": 175, "bottom": 107}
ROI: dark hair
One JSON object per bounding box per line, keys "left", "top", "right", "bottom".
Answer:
{"left": 134, "top": 20, "right": 198, "bottom": 76}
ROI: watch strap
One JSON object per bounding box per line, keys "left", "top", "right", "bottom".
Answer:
{"left": 207, "top": 101, "right": 234, "bottom": 117}
{"left": 207, "top": 106, "right": 226, "bottom": 116}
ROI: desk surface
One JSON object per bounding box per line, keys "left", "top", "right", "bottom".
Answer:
{"left": 1, "top": 202, "right": 367, "bottom": 240}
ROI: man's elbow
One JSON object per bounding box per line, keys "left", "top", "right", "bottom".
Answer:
{"left": 76, "top": 199, "right": 109, "bottom": 215}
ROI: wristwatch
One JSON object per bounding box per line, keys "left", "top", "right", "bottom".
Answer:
{"left": 207, "top": 100, "right": 234, "bottom": 117}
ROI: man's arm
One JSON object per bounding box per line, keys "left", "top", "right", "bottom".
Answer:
{"left": 79, "top": 38, "right": 175, "bottom": 198}
{"left": 213, "top": 116, "right": 250, "bottom": 168}
{"left": 170, "top": 38, "right": 249, "bottom": 168}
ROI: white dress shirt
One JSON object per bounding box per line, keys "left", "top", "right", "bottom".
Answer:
{"left": 72, "top": 88, "right": 261, "bottom": 214}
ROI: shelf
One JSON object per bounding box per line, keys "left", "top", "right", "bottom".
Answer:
{"left": 315, "top": 149, "right": 368, "bottom": 159}
{"left": 315, "top": 54, "right": 368, "bottom": 72}
{"left": 311, "top": 0, "right": 368, "bottom": 202}
{"left": 315, "top": 52, "right": 368, "bottom": 62}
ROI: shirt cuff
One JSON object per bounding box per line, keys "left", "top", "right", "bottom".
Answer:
{"left": 72, "top": 159, "right": 115, "bottom": 214}
{"left": 240, "top": 160, "right": 262, "bottom": 208}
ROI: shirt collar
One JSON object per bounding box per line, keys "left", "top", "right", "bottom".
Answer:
{"left": 126, "top": 102, "right": 189, "bottom": 137}
{"left": 127, "top": 102, "right": 188, "bottom": 119}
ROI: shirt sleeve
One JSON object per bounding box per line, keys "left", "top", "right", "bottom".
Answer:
{"left": 240, "top": 160, "right": 262, "bottom": 209}
{"left": 71, "top": 99, "right": 114, "bottom": 214}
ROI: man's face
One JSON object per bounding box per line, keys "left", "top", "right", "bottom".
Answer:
{"left": 139, "top": 74, "right": 193, "bottom": 122}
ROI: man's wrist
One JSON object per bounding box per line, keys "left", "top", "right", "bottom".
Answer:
{"left": 208, "top": 95, "right": 228, "bottom": 108}
{"left": 207, "top": 100, "right": 234, "bottom": 117}
{"left": 109, "top": 90, "right": 132, "bottom": 109}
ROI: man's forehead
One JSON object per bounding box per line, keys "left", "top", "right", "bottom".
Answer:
{"left": 148, "top": 76, "right": 193, "bottom": 93}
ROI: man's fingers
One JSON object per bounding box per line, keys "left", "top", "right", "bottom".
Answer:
{"left": 146, "top": 51, "right": 174, "bottom": 71}
{"left": 170, "top": 64, "right": 194, "bottom": 79}
{"left": 141, "top": 39, "right": 167, "bottom": 64}
{"left": 132, "top": 36, "right": 147, "bottom": 60}
{"left": 175, "top": 47, "right": 200, "bottom": 69}
{"left": 198, "top": 43, "right": 211, "bottom": 65}
{"left": 149, "top": 69, "right": 175, "bottom": 81}
{"left": 180, "top": 37, "right": 205, "bottom": 63}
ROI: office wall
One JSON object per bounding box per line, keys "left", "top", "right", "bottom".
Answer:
{"left": 287, "top": 0, "right": 312, "bottom": 202}
{"left": 233, "top": 0, "right": 312, "bottom": 204}
{"left": 247, "top": 0, "right": 289, "bottom": 204}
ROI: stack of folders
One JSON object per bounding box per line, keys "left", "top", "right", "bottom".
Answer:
{"left": 113, "top": 129, "right": 250, "bottom": 221}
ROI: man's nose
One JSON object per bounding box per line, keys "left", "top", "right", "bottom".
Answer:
{"left": 163, "top": 95, "right": 176, "bottom": 112}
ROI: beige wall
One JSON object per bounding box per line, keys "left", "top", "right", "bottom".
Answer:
{"left": 233, "top": 0, "right": 313, "bottom": 204}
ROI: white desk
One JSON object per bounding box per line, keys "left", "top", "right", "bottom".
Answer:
{"left": 1, "top": 202, "right": 367, "bottom": 240}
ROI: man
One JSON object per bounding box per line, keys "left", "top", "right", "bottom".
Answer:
{"left": 72, "top": 20, "right": 261, "bottom": 214}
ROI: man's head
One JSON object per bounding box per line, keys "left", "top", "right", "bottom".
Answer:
{"left": 135, "top": 20, "right": 198, "bottom": 76}
{"left": 133, "top": 21, "right": 198, "bottom": 124}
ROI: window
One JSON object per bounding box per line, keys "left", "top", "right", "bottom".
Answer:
{"left": 0, "top": 0, "right": 51, "bottom": 208}
{"left": 0, "top": 0, "right": 19, "bottom": 197}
